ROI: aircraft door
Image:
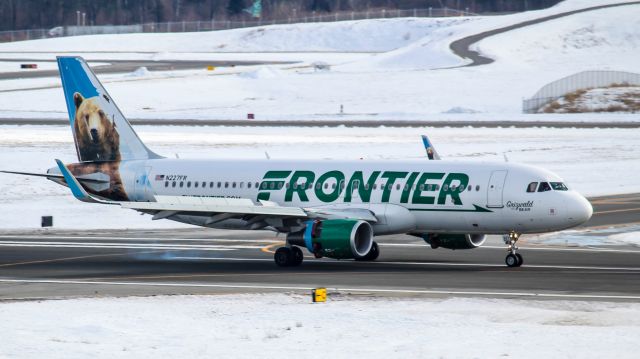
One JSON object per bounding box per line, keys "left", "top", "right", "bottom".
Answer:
{"left": 486, "top": 170, "right": 507, "bottom": 208}
{"left": 134, "top": 166, "right": 153, "bottom": 201}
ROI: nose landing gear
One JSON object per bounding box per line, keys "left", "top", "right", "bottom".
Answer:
{"left": 503, "top": 232, "right": 523, "bottom": 267}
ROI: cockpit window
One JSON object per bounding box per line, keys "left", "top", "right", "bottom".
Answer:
{"left": 538, "top": 182, "right": 551, "bottom": 192}
{"left": 526, "top": 182, "right": 538, "bottom": 193}
{"left": 550, "top": 182, "right": 568, "bottom": 191}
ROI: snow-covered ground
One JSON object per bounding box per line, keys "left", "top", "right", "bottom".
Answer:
{"left": 541, "top": 86, "right": 640, "bottom": 113}
{"left": 0, "top": 294, "right": 639, "bottom": 358}
{"left": 0, "top": 0, "right": 638, "bottom": 119}
{"left": 1, "top": 125, "right": 638, "bottom": 230}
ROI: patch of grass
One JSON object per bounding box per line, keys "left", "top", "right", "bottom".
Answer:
{"left": 564, "top": 89, "right": 587, "bottom": 104}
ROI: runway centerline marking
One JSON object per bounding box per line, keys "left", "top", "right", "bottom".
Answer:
{"left": 1, "top": 278, "right": 639, "bottom": 301}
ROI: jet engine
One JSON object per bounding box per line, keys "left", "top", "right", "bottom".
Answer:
{"left": 287, "top": 219, "right": 374, "bottom": 259}
{"left": 422, "top": 233, "right": 487, "bottom": 250}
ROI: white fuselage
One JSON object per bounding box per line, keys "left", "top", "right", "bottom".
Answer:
{"left": 115, "top": 158, "right": 593, "bottom": 235}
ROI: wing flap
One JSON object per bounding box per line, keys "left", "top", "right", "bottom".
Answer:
{"left": 122, "top": 197, "right": 307, "bottom": 217}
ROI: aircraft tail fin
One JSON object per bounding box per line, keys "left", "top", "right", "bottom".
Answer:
{"left": 421, "top": 135, "right": 441, "bottom": 160}
{"left": 57, "top": 56, "right": 161, "bottom": 162}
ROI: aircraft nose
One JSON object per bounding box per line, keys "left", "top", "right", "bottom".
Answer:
{"left": 567, "top": 194, "right": 593, "bottom": 225}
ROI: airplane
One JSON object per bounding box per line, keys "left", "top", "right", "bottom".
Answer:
{"left": 1, "top": 57, "right": 593, "bottom": 268}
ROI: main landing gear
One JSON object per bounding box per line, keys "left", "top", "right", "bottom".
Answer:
{"left": 274, "top": 246, "right": 304, "bottom": 267}
{"left": 504, "top": 232, "right": 523, "bottom": 268}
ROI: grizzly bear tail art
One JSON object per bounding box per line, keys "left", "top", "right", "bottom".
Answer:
{"left": 58, "top": 57, "right": 162, "bottom": 163}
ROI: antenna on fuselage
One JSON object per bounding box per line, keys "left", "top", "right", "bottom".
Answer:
{"left": 503, "top": 152, "right": 509, "bottom": 162}
{"left": 265, "top": 151, "right": 271, "bottom": 160}
{"left": 175, "top": 153, "right": 180, "bottom": 159}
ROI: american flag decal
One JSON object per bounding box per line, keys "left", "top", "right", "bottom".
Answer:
{"left": 155, "top": 174, "right": 165, "bottom": 181}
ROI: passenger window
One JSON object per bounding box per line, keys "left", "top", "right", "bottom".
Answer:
{"left": 373, "top": 184, "right": 377, "bottom": 190}
{"left": 538, "top": 182, "right": 551, "bottom": 192}
{"left": 526, "top": 182, "right": 538, "bottom": 193}
{"left": 217, "top": 182, "right": 221, "bottom": 188}
{"left": 364, "top": 183, "right": 369, "bottom": 190}
{"left": 255, "top": 182, "right": 259, "bottom": 188}
{"left": 225, "top": 182, "right": 229, "bottom": 188}
{"left": 419, "top": 184, "right": 424, "bottom": 191}
{"left": 325, "top": 183, "right": 329, "bottom": 189}
{"left": 443, "top": 184, "right": 449, "bottom": 191}
{"left": 467, "top": 185, "right": 471, "bottom": 191}
{"left": 210, "top": 182, "right": 214, "bottom": 188}
{"left": 240, "top": 182, "right": 244, "bottom": 188}
{"left": 172, "top": 181, "right": 176, "bottom": 188}
{"left": 261, "top": 182, "right": 267, "bottom": 189}
{"left": 180, "top": 181, "right": 184, "bottom": 188}
{"left": 194, "top": 182, "right": 198, "bottom": 188}
{"left": 269, "top": 182, "right": 275, "bottom": 189}
{"left": 278, "top": 182, "right": 283, "bottom": 189}
{"left": 232, "top": 182, "right": 236, "bottom": 188}
{"left": 475, "top": 185, "right": 480, "bottom": 191}
{"left": 248, "top": 182, "right": 252, "bottom": 189}
{"left": 331, "top": 183, "right": 336, "bottom": 189}
{"left": 165, "top": 181, "right": 169, "bottom": 188}
{"left": 202, "top": 182, "right": 206, "bottom": 188}
{"left": 551, "top": 182, "right": 568, "bottom": 191}
{"left": 187, "top": 181, "right": 191, "bottom": 188}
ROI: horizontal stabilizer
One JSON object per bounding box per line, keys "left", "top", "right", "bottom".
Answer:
{"left": 54, "top": 159, "right": 115, "bottom": 204}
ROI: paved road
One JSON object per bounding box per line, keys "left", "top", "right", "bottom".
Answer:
{"left": 0, "top": 59, "right": 291, "bottom": 80}
{"left": 0, "top": 193, "right": 638, "bottom": 301}
{"left": 450, "top": 1, "right": 640, "bottom": 66}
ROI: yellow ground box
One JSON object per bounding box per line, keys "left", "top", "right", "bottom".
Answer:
{"left": 207, "top": 66, "right": 215, "bottom": 71}
{"left": 312, "top": 288, "right": 327, "bottom": 303}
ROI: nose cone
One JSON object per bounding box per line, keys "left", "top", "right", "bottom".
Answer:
{"left": 567, "top": 195, "right": 593, "bottom": 226}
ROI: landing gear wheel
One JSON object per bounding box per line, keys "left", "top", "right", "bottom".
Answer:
{"left": 515, "top": 253, "right": 523, "bottom": 267}
{"left": 291, "top": 246, "right": 304, "bottom": 266}
{"left": 355, "top": 242, "right": 380, "bottom": 261}
{"left": 505, "top": 253, "right": 519, "bottom": 267}
{"left": 274, "top": 247, "right": 293, "bottom": 267}
{"left": 503, "top": 232, "right": 523, "bottom": 268}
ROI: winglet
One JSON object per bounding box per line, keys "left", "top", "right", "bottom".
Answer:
{"left": 421, "top": 135, "right": 441, "bottom": 160}
{"left": 55, "top": 159, "right": 114, "bottom": 204}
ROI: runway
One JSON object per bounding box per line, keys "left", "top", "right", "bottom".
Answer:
{"left": 1, "top": 193, "right": 639, "bottom": 301}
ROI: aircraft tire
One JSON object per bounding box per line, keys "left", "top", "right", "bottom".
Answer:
{"left": 355, "top": 241, "right": 380, "bottom": 261}
{"left": 274, "top": 247, "right": 293, "bottom": 267}
{"left": 515, "top": 253, "right": 523, "bottom": 267}
{"left": 291, "top": 246, "right": 304, "bottom": 266}
{"left": 505, "top": 253, "right": 519, "bottom": 267}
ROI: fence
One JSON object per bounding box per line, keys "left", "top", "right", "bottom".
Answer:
{"left": 0, "top": 7, "right": 477, "bottom": 43}
{"left": 522, "top": 70, "right": 640, "bottom": 113}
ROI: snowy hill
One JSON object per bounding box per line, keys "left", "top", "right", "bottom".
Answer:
{"left": 0, "top": 1, "right": 638, "bottom": 119}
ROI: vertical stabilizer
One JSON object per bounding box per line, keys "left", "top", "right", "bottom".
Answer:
{"left": 57, "top": 56, "right": 161, "bottom": 162}
{"left": 421, "top": 135, "right": 441, "bottom": 160}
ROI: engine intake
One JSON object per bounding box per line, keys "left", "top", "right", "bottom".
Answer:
{"left": 287, "top": 219, "right": 374, "bottom": 259}
{"left": 422, "top": 233, "right": 486, "bottom": 250}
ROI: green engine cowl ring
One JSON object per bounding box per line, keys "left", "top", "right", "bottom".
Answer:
{"left": 307, "top": 219, "right": 374, "bottom": 260}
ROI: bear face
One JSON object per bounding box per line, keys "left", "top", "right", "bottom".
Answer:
{"left": 73, "top": 92, "right": 121, "bottom": 162}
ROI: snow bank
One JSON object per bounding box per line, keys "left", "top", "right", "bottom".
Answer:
{"left": 0, "top": 18, "right": 443, "bottom": 53}
{"left": 238, "top": 66, "right": 282, "bottom": 79}
{"left": 0, "top": 294, "right": 638, "bottom": 358}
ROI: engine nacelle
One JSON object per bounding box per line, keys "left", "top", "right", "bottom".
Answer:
{"left": 287, "top": 219, "right": 374, "bottom": 259}
{"left": 422, "top": 233, "right": 487, "bottom": 250}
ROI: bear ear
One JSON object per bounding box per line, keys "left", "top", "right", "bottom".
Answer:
{"left": 73, "top": 92, "right": 84, "bottom": 109}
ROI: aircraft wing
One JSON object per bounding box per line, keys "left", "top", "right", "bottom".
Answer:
{"left": 54, "top": 159, "right": 377, "bottom": 226}
{"left": 0, "top": 170, "right": 109, "bottom": 184}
